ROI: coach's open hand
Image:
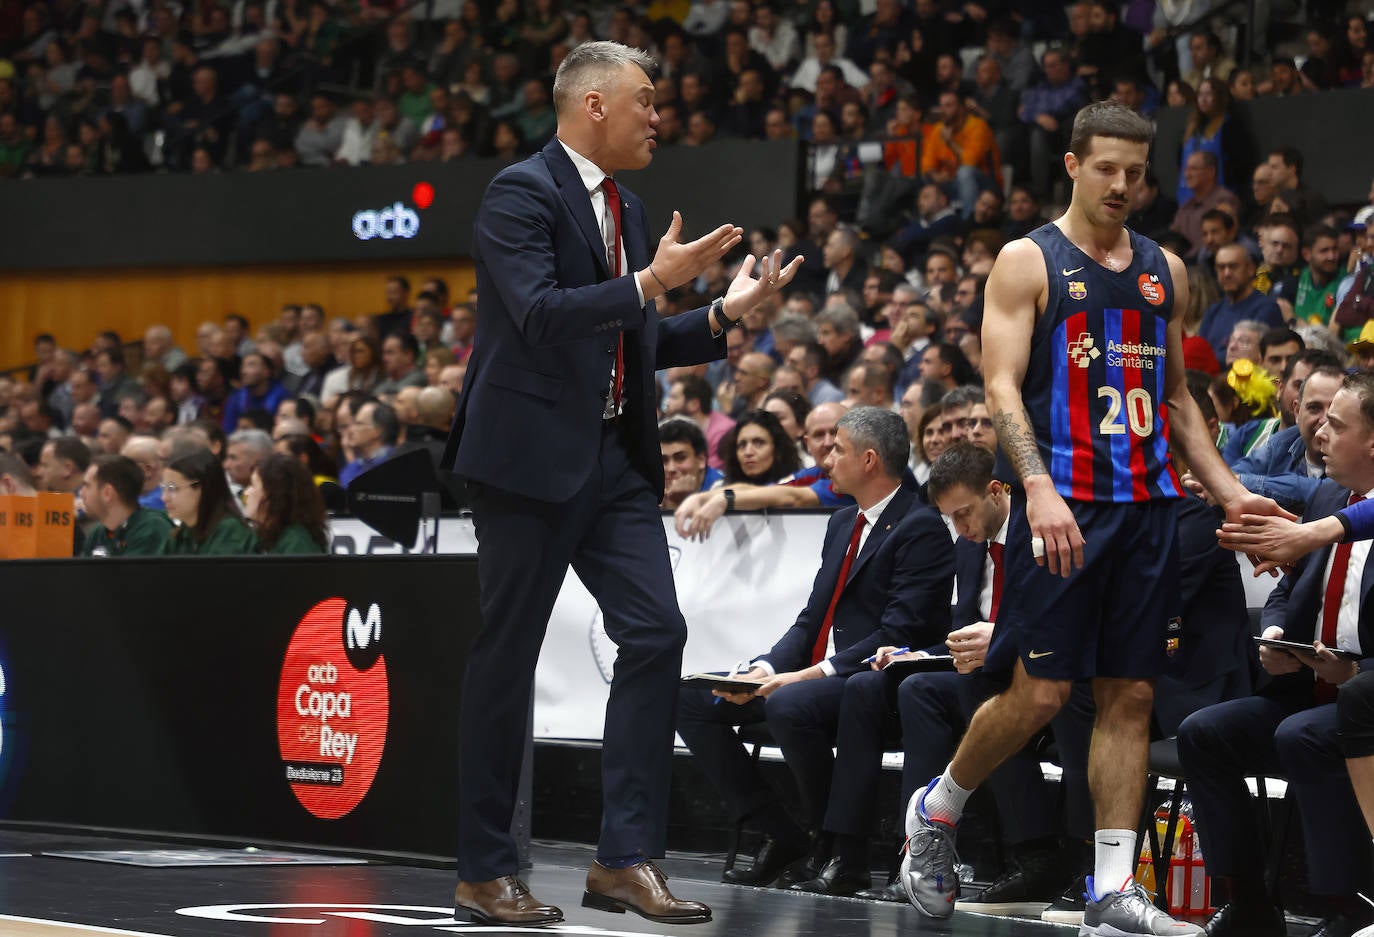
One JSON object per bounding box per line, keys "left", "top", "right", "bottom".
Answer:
{"left": 643, "top": 212, "right": 742, "bottom": 297}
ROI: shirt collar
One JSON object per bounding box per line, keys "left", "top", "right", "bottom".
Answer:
{"left": 992, "top": 510, "right": 1009, "bottom": 547}
{"left": 558, "top": 137, "right": 608, "bottom": 196}
{"left": 858, "top": 483, "right": 901, "bottom": 524}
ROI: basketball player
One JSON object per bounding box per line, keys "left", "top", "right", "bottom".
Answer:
{"left": 898, "top": 101, "right": 1293, "bottom": 932}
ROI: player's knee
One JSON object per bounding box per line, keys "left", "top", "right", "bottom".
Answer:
{"left": 1100, "top": 679, "right": 1154, "bottom": 720}
{"left": 1015, "top": 678, "right": 1072, "bottom": 725}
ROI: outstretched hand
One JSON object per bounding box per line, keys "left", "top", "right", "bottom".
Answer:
{"left": 721, "top": 249, "right": 804, "bottom": 321}
{"left": 649, "top": 212, "right": 742, "bottom": 292}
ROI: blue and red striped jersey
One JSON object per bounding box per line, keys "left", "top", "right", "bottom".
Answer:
{"left": 1018, "top": 223, "right": 1183, "bottom": 503}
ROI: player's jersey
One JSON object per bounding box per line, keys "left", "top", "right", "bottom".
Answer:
{"left": 1020, "top": 222, "right": 1183, "bottom": 503}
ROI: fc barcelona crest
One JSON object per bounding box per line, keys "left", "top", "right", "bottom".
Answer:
{"left": 1068, "top": 281, "right": 1087, "bottom": 300}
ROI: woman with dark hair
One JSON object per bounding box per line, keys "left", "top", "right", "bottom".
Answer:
{"left": 274, "top": 432, "right": 345, "bottom": 511}
{"left": 913, "top": 404, "right": 945, "bottom": 485}
{"left": 762, "top": 388, "right": 812, "bottom": 463}
{"left": 1177, "top": 76, "right": 1253, "bottom": 206}
{"left": 245, "top": 453, "right": 329, "bottom": 554}
{"left": 345, "top": 337, "right": 383, "bottom": 395}
{"left": 718, "top": 408, "right": 803, "bottom": 485}
{"left": 161, "top": 448, "right": 258, "bottom": 554}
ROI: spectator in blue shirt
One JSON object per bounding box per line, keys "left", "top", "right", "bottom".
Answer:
{"left": 1199, "top": 244, "right": 1287, "bottom": 363}
{"left": 338, "top": 399, "right": 397, "bottom": 489}
{"left": 1017, "top": 48, "right": 1087, "bottom": 201}
{"left": 222, "top": 351, "right": 289, "bottom": 433}
{"left": 659, "top": 418, "right": 724, "bottom": 511}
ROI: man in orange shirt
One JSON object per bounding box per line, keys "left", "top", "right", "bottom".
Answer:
{"left": 920, "top": 91, "right": 1002, "bottom": 220}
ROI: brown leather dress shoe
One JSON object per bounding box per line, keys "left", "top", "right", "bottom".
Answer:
{"left": 583, "top": 859, "right": 713, "bottom": 924}
{"left": 454, "top": 875, "right": 563, "bottom": 925}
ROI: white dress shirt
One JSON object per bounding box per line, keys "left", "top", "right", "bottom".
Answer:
{"left": 557, "top": 139, "right": 646, "bottom": 308}
{"left": 976, "top": 513, "right": 1011, "bottom": 623}
{"left": 1317, "top": 486, "right": 1374, "bottom": 655}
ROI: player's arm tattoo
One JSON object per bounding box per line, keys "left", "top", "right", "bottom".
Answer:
{"left": 993, "top": 407, "right": 1048, "bottom": 480}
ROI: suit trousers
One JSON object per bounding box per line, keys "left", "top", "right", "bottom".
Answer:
{"left": 458, "top": 423, "right": 687, "bottom": 881}
{"left": 1178, "top": 695, "right": 1370, "bottom": 894}
{"left": 677, "top": 677, "right": 849, "bottom": 831}
{"left": 897, "top": 670, "right": 1059, "bottom": 846}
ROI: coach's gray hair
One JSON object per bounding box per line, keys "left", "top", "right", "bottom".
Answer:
{"left": 838, "top": 406, "right": 910, "bottom": 479}
{"left": 553, "top": 41, "right": 657, "bottom": 116}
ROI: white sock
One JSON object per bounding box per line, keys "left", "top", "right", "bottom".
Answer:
{"left": 921, "top": 766, "right": 974, "bottom": 825}
{"left": 1093, "top": 829, "right": 1137, "bottom": 897}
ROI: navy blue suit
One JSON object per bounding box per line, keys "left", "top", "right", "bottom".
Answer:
{"left": 677, "top": 487, "right": 954, "bottom": 831}
{"left": 1179, "top": 481, "right": 1374, "bottom": 894}
{"left": 448, "top": 139, "right": 727, "bottom": 881}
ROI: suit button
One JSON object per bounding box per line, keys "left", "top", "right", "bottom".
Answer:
{"left": 606, "top": 347, "right": 615, "bottom": 354}
{"left": 616, "top": 319, "right": 623, "bottom": 326}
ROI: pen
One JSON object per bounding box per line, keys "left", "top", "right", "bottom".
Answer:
{"left": 864, "top": 646, "right": 909, "bottom": 664}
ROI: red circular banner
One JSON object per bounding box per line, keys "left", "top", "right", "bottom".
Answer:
{"left": 276, "top": 598, "right": 388, "bottom": 820}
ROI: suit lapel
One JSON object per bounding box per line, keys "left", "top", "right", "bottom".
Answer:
{"left": 542, "top": 139, "right": 611, "bottom": 280}
{"left": 844, "top": 488, "right": 913, "bottom": 587}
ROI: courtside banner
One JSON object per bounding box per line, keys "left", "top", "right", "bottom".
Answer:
{"left": 328, "top": 512, "right": 832, "bottom": 741}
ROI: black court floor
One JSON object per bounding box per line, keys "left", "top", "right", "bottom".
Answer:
{"left": 0, "top": 828, "right": 1095, "bottom": 937}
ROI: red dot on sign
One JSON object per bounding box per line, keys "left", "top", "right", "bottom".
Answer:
{"left": 412, "top": 182, "right": 434, "bottom": 210}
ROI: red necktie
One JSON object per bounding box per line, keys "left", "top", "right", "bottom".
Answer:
{"left": 601, "top": 177, "right": 625, "bottom": 413}
{"left": 988, "top": 541, "right": 1004, "bottom": 623}
{"left": 812, "top": 513, "right": 868, "bottom": 665}
{"left": 1317, "top": 493, "right": 1364, "bottom": 702}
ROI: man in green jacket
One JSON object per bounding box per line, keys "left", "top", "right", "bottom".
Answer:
{"left": 80, "top": 455, "right": 173, "bottom": 557}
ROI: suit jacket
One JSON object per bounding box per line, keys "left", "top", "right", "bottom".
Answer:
{"left": 951, "top": 536, "right": 986, "bottom": 630}
{"left": 757, "top": 485, "right": 954, "bottom": 677}
{"left": 1164, "top": 494, "right": 1251, "bottom": 690}
{"left": 446, "top": 138, "right": 726, "bottom": 503}
{"left": 1260, "top": 479, "right": 1374, "bottom": 701}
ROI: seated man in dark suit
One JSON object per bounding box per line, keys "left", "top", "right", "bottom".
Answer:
{"left": 1180, "top": 370, "right": 1374, "bottom": 937}
{"left": 850, "top": 443, "right": 1068, "bottom": 911}
{"left": 676, "top": 406, "right": 954, "bottom": 890}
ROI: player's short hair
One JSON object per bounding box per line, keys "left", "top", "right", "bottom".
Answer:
{"left": 1069, "top": 101, "right": 1154, "bottom": 160}
{"left": 553, "top": 41, "right": 656, "bottom": 115}
{"left": 927, "top": 442, "right": 996, "bottom": 503}
{"left": 1342, "top": 370, "right": 1374, "bottom": 429}
{"left": 658, "top": 417, "right": 708, "bottom": 456}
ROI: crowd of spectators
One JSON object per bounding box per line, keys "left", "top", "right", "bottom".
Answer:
{"left": 0, "top": 0, "right": 1369, "bottom": 180}
{"left": 0, "top": 272, "right": 467, "bottom": 555}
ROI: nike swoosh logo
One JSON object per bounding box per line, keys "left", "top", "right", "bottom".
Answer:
{"left": 1028, "top": 650, "right": 1055, "bottom": 659}
{"left": 1062, "top": 266, "right": 1085, "bottom": 276}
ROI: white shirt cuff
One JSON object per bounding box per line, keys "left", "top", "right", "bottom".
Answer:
{"left": 753, "top": 659, "right": 776, "bottom": 677}
{"left": 819, "top": 659, "right": 836, "bottom": 677}
{"left": 633, "top": 271, "right": 645, "bottom": 307}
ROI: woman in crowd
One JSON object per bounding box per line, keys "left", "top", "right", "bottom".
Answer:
{"left": 244, "top": 453, "right": 330, "bottom": 554}
{"left": 762, "top": 388, "right": 812, "bottom": 465}
{"left": 912, "top": 404, "right": 945, "bottom": 486}
{"left": 1181, "top": 264, "right": 1222, "bottom": 374}
{"left": 344, "top": 336, "right": 383, "bottom": 396}
{"left": 1178, "top": 76, "right": 1253, "bottom": 206}
{"left": 718, "top": 409, "right": 803, "bottom": 486}
{"left": 275, "top": 431, "right": 345, "bottom": 511}
{"left": 1164, "top": 78, "right": 1196, "bottom": 110}
{"left": 162, "top": 448, "right": 258, "bottom": 555}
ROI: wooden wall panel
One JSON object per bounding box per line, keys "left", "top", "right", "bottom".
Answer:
{"left": 0, "top": 260, "right": 475, "bottom": 373}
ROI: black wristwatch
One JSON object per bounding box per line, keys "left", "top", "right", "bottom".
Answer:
{"left": 711, "top": 296, "right": 739, "bottom": 331}
{"left": 723, "top": 488, "right": 735, "bottom": 512}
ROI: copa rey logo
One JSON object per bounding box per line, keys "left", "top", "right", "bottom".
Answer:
{"left": 276, "top": 598, "right": 388, "bottom": 820}
{"left": 353, "top": 182, "right": 435, "bottom": 241}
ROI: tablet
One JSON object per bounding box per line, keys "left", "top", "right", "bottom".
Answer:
{"left": 1254, "top": 637, "right": 1362, "bottom": 661}
{"left": 681, "top": 673, "right": 766, "bottom": 693}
